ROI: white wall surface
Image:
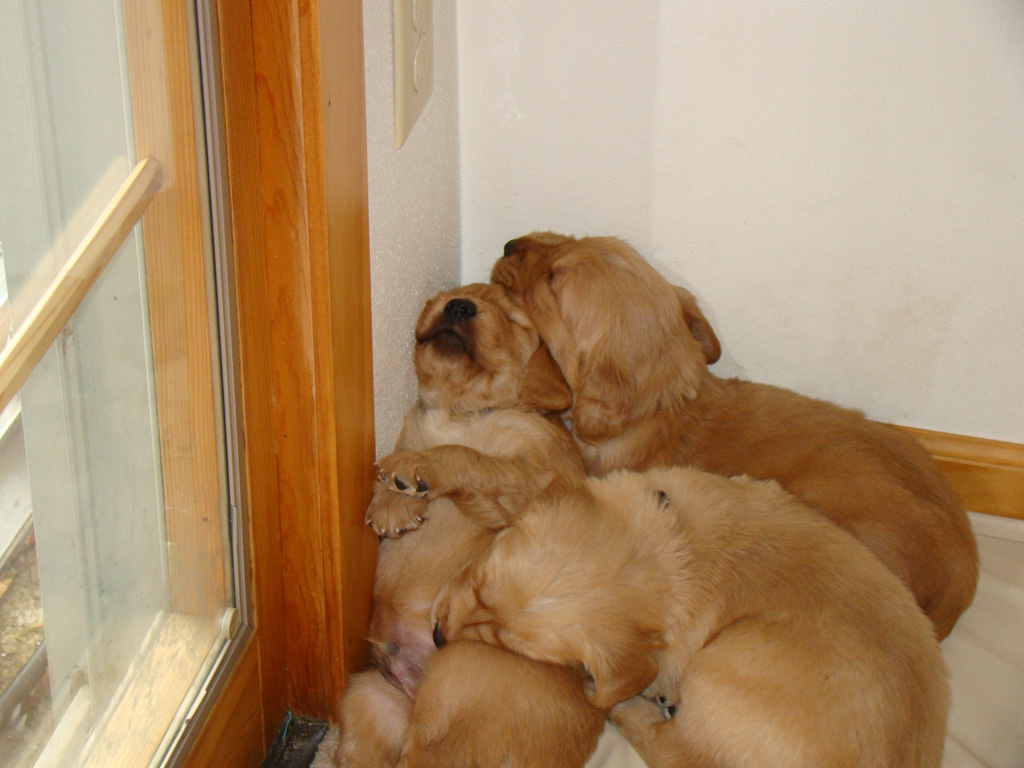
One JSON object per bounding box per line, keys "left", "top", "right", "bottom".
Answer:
{"left": 363, "top": 0, "right": 462, "bottom": 454}
{"left": 457, "top": 0, "right": 1024, "bottom": 443}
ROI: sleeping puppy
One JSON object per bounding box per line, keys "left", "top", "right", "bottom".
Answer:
{"left": 433, "top": 467, "right": 951, "bottom": 768}
{"left": 491, "top": 232, "right": 977, "bottom": 640}
{"left": 334, "top": 283, "right": 604, "bottom": 768}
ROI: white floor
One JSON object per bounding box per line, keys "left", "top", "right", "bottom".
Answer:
{"left": 312, "top": 512, "right": 1024, "bottom": 768}
{"left": 941, "top": 513, "right": 1024, "bottom": 768}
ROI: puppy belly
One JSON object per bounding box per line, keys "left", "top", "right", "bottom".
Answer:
{"left": 370, "top": 625, "right": 436, "bottom": 698}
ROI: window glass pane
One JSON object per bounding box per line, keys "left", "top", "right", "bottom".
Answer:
{"left": 0, "top": 0, "right": 237, "bottom": 765}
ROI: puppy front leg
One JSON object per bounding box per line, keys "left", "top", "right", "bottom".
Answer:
{"left": 371, "top": 446, "right": 557, "bottom": 533}
{"left": 365, "top": 476, "right": 430, "bottom": 538}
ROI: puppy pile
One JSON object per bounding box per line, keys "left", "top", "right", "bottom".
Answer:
{"left": 335, "top": 283, "right": 603, "bottom": 768}
{"left": 336, "top": 235, "right": 979, "bottom": 768}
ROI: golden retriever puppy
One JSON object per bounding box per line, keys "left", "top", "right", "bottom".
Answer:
{"left": 335, "top": 283, "right": 604, "bottom": 768}
{"left": 433, "top": 467, "right": 951, "bottom": 768}
{"left": 491, "top": 232, "right": 977, "bottom": 639}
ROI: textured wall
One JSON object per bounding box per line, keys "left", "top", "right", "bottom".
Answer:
{"left": 457, "top": 0, "right": 1024, "bottom": 443}
{"left": 363, "top": 0, "right": 461, "bottom": 454}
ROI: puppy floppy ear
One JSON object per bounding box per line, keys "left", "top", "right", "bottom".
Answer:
{"left": 582, "top": 632, "right": 662, "bottom": 711}
{"left": 571, "top": 358, "right": 631, "bottom": 444}
{"left": 518, "top": 343, "right": 573, "bottom": 412}
{"left": 431, "top": 557, "right": 492, "bottom": 645}
{"left": 675, "top": 286, "right": 720, "bottom": 364}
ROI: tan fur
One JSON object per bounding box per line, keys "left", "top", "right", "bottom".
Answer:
{"left": 335, "top": 283, "right": 603, "bottom": 767}
{"left": 398, "top": 642, "right": 604, "bottom": 768}
{"left": 434, "top": 467, "right": 951, "bottom": 768}
{"left": 492, "top": 232, "right": 978, "bottom": 639}
{"left": 336, "top": 671, "right": 413, "bottom": 767}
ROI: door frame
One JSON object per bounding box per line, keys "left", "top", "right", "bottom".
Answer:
{"left": 184, "top": 0, "right": 376, "bottom": 763}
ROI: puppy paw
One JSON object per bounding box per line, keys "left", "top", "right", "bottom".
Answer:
{"left": 609, "top": 695, "right": 667, "bottom": 730}
{"left": 650, "top": 694, "right": 677, "bottom": 718}
{"left": 643, "top": 681, "right": 678, "bottom": 718}
{"left": 365, "top": 484, "right": 429, "bottom": 538}
{"left": 376, "top": 451, "right": 437, "bottom": 497}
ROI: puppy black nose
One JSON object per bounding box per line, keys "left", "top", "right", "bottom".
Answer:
{"left": 443, "top": 298, "right": 477, "bottom": 322}
{"left": 503, "top": 238, "right": 523, "bottom": 258}
{"left": 432, "top": 623, "right": 447, "bottom": 649}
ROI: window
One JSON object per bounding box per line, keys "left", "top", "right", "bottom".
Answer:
{"left": 0, "top": 1, "right": 244, "bottom": 765}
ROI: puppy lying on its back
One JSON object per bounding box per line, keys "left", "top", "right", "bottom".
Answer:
{"left": 365, "top": 284, "right": 585, "bottom": 538}
{"left": 335, "top": 283, "right": 604, "bottom": 768}
{"left": 492, "top": 232, "right": 978, "bottom": 639}
{"left": 434, "top": 466, "right": 950, "bottom": 768}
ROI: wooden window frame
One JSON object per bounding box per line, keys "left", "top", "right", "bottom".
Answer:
{"left": 122, "top": 0, "right": 229, "bottom": 620}
{"left": 182, "top": 0, "right": 377, "bottom": 763}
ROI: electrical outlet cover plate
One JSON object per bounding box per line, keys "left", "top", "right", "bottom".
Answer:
{"left": 394, "top": 0, "right": 433, "bottom": 149}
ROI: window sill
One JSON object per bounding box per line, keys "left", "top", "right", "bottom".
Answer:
{"left": 37, "top": 612, "right": 224, "bottom": 768}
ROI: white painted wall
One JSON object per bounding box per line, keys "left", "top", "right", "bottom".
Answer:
{"left": 363, "top": 0, "right": 462, "bottom": 453}
{"left": 457, "top": 0, "right": 1024, "bottom": 443}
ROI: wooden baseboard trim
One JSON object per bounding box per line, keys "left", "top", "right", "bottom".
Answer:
{"left": 894, "top": 425, "right": 1024, "bottom": 521}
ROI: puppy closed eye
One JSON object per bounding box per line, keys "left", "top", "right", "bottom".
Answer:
{"left": 544, "top": 267, "right": 566, "bottom": 284}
